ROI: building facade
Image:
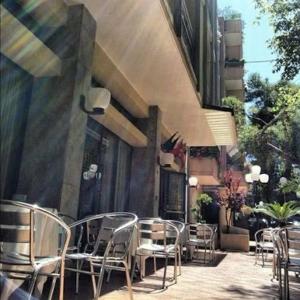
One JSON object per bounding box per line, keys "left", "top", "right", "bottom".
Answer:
{"left": 1, "top": 0, "right": 238, "bottom": 221}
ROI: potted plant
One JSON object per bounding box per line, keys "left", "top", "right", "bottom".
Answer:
{"left": 191, "top": 193, "right": 213, "bottom": 223}
{"left": 254, "top": 201, "right": 300, "bottom": 226}
{"left": 217, "top": 170, "right": 249, "bottom": 251}
{"left": 217, "top": 170, "right": 245, "bottom": 233}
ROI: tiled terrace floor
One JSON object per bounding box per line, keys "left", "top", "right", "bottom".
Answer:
{"left": 58, "top": 251, "right": 300, "bottom": 300}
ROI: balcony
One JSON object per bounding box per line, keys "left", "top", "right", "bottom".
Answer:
{"left": 226, "top": 45, "right": 243, "bottom": 60}
{"left": 224, "top": 19, "right": 243, "bottom": 47}
{"left": 224, "top": 65, "right": 244, "bottom": 78}
{"left": 224, "top": 64, "right": 244, "bottom": 91}
{"left": 226, "top": 89, "right": 245, "bottom": 101}
{"left": 164, "top": 0, "right": 199, "bottom": 86}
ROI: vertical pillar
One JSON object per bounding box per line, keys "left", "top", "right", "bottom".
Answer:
{"left": 17, "top": 5, "right": 96, "bottom": 218}
{"left": 129, "top": 106, "right": 161, "bottom": 217}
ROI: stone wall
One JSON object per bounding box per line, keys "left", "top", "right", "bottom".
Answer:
{"left": 17, "top": 4, "right": 96, "bottom": 218}
{"left": 129, "top": 106, "right": 162, "bottom": 217}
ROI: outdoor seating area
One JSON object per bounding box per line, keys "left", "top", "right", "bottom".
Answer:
{"left": 1, "top": 199, "right": 300, "bottom": 299}
{"left": 1, "top": 0, "right": 300, "bottom": 299}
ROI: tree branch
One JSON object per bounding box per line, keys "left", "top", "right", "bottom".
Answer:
{"left": 245, "top": 112, "right": 268, "bottom": 125}
{"left": 266, "top": 142, "right": 299, "bottom": 163}
{"left": 260, "top": 108, "right": 287, "bottom": 134}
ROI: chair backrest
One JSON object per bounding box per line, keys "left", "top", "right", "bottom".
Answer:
{"left": 279, "top": 227, "right": 300, "bottom": 261}
{"left": 0, "top": 199, "right": 70, "bottom": 267}
{"left": 188, "top": 224, "right": 214, "bottom": 242}
{"left": 166, "top": 220, "right": 186, "bottom": 245}
{"left": 255, "top": 227, "right": 274, "bottom": 244}
{"left": 70, "top": 212, "right": 138, "bottom": 259}
{"left": 138, "top": 218, "right": 179, "bottom": 251}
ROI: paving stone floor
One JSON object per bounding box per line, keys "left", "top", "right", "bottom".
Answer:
{"left": 58, "top": 251, "right": 300, "bottom": 300}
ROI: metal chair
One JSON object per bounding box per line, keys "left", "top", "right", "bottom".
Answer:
{"left": 277, "top": 227, "right": 300, "bottom": 300}
{"left": 186, "top": 223, "right": 217, "bottom": 264}
{"left": 0, "top": 199, "right": 71, "bottom": 300}
{"left": 255, "top": 228, "right": 275, "bottom": 266}
{"left": 65, "top": 212, "right": 137, "bottom": 300}
{"left": 133, "top": 218, "right": 179, "bottom": 289}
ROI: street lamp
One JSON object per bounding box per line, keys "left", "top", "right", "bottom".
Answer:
{"left": 245, "top": 165, "right": 269, "bottom": 204}
{"left": 279, "top": 176, "right": 288, "bottom": 202}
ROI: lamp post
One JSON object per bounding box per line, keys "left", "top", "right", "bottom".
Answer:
{"left": 245, "top": 165, "right": 269, "bottom": 205}
{"left": 279, "top": 176, "right": 288, "bottom": 203}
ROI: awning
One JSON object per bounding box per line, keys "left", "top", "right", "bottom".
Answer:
{"left": 203, "top": 105, "right": 237, "bottom": 146}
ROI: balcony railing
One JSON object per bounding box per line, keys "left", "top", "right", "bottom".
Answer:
{"left": 165, "top": 0, "right": 199, "bottom": 86}
{"left": 225, "top": 59, "right": 245, "bottom": 68}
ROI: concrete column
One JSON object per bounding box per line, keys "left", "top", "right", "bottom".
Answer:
{"left": 17, "top": 5, "right": 96, "bottom": 218}
{"left": 129, "top": 106, "right": 161, "bottom": 217}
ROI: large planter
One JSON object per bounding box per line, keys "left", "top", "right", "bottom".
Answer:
{"left": 219, "top": 207, "right": 249, "bottom": 252}
{"left": 220, "top": 226, "right": 249, "bottom": 252}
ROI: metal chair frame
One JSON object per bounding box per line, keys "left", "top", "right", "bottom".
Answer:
{"left": 0, "top": 199, "right": 71, "bottom": 300}
{"left": 133, "top": 218, "right": 179, "bottom": 289}
{"left": 255, "top": 228, "right": 275, "bottom": 267}
{"left": 277, "top": 227, "right": 300, "bottom": 300}
{"left": 186, "top": 223, "right": 217, "bottom": 264}
{"left": 65, "top": 212, "right": 138, "bottom": 300}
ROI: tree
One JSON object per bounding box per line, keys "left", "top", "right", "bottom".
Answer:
{"left": 254, "top": 0, "right": 300, "bottom": 80}
{"left": 191, "top": 193, "right": 213, "bottom": 223}
{"left": 223, "top": 74, "right": 300, "bottom": 202}
{"left": 217, "top": 170, "right": 245, "bottom": 233}
{"left": 254, "top": 201, "right": 300, "bottom": 226}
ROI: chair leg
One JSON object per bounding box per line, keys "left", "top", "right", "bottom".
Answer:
{"left": 255, "top": 247, "right": 258, "bottom": 265}
{"left": 48, "top": 262, "right": 60, "bottom": 300}
{"left": 94, "top": 261, "right": 107, "bottom": 300}
{"left": 89, "top": 261, "right": 97, "bottom": 297}
{"left": 75, "top": 260, "right": 80, "bottom": 294}
{"left": 123, "top": 261, "right": 133, "bottom": 300}
{"left": 106, "top": 269, "right": 112, "bottom": 283}
{"left": 58, "top": 259, "right": 66, "bottom": 300}
{"left": 184, "top": 246, "right": 188, "bottom": 263}
{"left": 162, "top": 256, "right": 168, "bottom": 289}
{"left": 174, "top": 251, "right": 177, "bottom": 283}
{"left": 178, "top": 246, "right": 182, "bottom": 276}
{"left": 261, "top": 248, "right": 265, "bottom": 267}
{"left": 27, "top": 270, "right": 39, "bottom": 299}
{"left": 283, "top": 265, "right": 287, "bottom": 300}
{"left": 153, "top": 255, "right": 157, "bottom": 273}
{"left": 189, "top": 246, "right": 194, "bottom": 262}
{"left": 285, "top": 266, "right": 290, "bottom": 300}
{"left": 130, "top": 255, "right": 137, "bottom": 283}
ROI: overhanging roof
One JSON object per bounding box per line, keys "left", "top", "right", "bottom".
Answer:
{"left": 0, "top": 5, "right": 61, "bottom": 77}
{"left": 73, "top": 0, "right": 238, "bottom": 146}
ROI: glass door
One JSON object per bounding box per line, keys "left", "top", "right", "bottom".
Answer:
{"left": 159, "top": 169, "right": 186, "bottom": 221}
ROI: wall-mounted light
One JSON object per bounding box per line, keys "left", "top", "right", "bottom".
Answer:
{"left": 160, "top": 152, "right": 175, "bottom": 166}
{"left": 188, "top": 176, "right": 198, "bottom": 188}
{"left": 83, "top": 164, "right": 101, "bottom": 181}
{"left": 80, "top": 87, "right": 111, "bottom": 115}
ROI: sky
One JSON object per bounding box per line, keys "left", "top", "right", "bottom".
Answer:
{"left": 218, "top": 0, "right": 300, "bottom": 84}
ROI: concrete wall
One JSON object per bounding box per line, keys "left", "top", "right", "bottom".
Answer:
{"left": 0, "top": 55, "right": 33, "bottom": 199}
{"left": 17, "top": 4, "right": 96, "bottom": 218}
{"left": 129, "top": 106, "right": 162, "bottom": 217}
